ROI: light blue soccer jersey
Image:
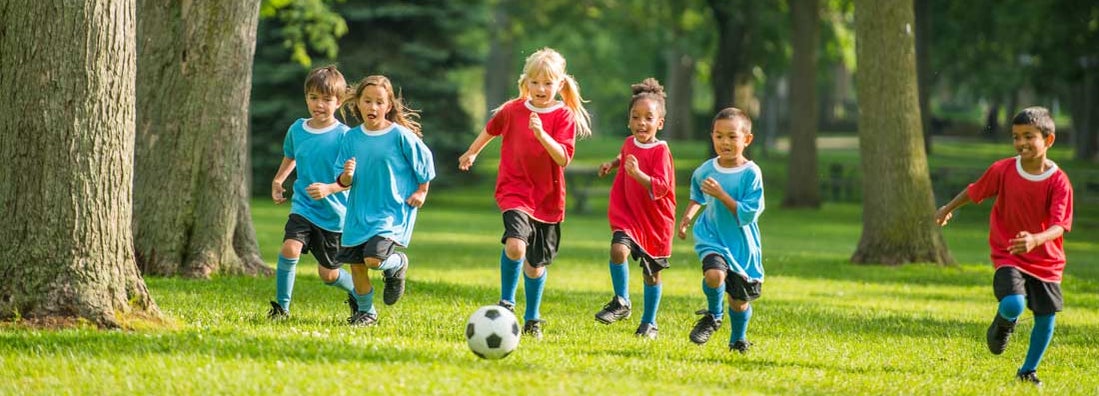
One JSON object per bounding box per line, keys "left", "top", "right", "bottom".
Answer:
{"left": 689, "top": 159, "right": 766, "bottom": 282}
{"left": 335, "top": 124, "right": 436, "bottom": 247}
{"left": 283, "top": 118, "right": 350, "bottom": 232}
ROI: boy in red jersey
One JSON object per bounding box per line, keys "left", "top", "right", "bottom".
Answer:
{"left": 592, "top": 78, "right": 676, "bottom": 339}
{"left": 935, "top": 106, "right": 1074, "bottom": 386}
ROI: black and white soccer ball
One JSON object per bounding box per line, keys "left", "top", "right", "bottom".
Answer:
{"left": 465, "top": 305, "right": 520, "bottom": 359}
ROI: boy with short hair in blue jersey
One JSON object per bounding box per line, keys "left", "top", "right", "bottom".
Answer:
{"left": 677, "top": 107, "right": 765, "bottom": 353}
{"left": 268, "top": 65, "right": 357, "bottom": 320}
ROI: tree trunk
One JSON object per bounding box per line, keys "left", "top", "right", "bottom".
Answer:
{"left": 914, "top": 0, "right": 933, "bottom": 154}
{"left": 134, "top": 0, "right": 269, "bottom": 278}
{"left": 851, "top": 0, "right": 952, "bottom": 265}
{"left": 708, "top": 0, "right": 752, "bottom": 116}
{"left": 484, "top": 0, "right": 515, "bottom": 118}
{"left": 0, "top": 0, "right": 160, "bottom": 327}
{"left": 783, "top": 0, "right": 822, "bottom": 209}
{"left": 664, "top": 47, "right": 696, "bottom": 140}
{"left": 1071, "top": 65, "right": 1098, "bottom": 162}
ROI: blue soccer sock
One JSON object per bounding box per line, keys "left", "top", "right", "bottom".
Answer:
{"left": 609, "top": 260, "right": 630, "bottom": 302}
{"left": 998, "top": 294, "right": 1025, "bottom": 321}
{"left": 1020, "top": 313, "right": 1056, "bottom": 372}
{"left": 324, "top": 268, "right": 355, "bottom": 294}
{"left": 353, "top": 287, "right": 377, "bottom": 315}
{"left": 376, "top": 253, "right": 403, "bottom": 272}
{"left": 524, "top": 270, "right": 547, "bottom": 321}
{"left": 640, "top": 283, "right": 662, "bottom": 325}
{"left": 499, "top": 250, "right": 523, "bottom": 304}
{"left": 703, "top": 279, "right": 725, "bottom": 320}
{"left": 275, "top": 255, "right": 299, "bottom": 311}
{"left": 729, "top": 305, "right": 753, "bottom": 344}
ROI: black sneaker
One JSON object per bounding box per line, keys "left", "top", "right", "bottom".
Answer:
{"left": 634, "top": 322, "right": 658, "bottom": 339}
{"left": 1016, "top": 370, "right": 1042, "bottom": 386}
{"left": 497, "top": 299, "right": 515, "bottom": 313}
{"left": 346, "top": 293, "right": 359, "bottom": 317}
{"left": 347, "top": 310, "right": 378, "bottom": 327}
{"left": 523, "top": 319, "right": 544, "bottom": 340}
{"left": 594, "top": 296, "right": 632, "bottom": 324}
{"left": 267, "top": 301, "right": 289, "bottom": 320}
{"left": 689, "top": 309, "right": 722, "bottom": 345}
{"left": 729, "top": 339, "right": 752, "bottom": 354}
{"left": 382, "top": 252, "right": 408, "bottom": 305}
{"left": 986, "top": 314, "right": 1016, "bottom": 355}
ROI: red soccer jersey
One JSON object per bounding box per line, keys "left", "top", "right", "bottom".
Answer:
{"left": 967, "top": 157, "right": 1074, "bottom": 282}
{"left": 486, "top": 99, "right": 576, "bottom": 223}
{"left": 607, "top": 137, "right": 677, "bottom": 258}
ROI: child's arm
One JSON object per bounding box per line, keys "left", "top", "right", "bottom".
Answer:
{"left": 272, "top": 157, "right": 296, "bottom": 204}
{"left": 1009, "top": 226, "right": 1066, "bottom": 255}
{"left": 935, "top": 189, "right": 973, "bottom": 227}
{"left": 459, "top": 129, "right": 495, "bottom": 171}
{"left": 701, "top": 177, "right": 738, "bottom": 215}
{"left": 307, "top": 158, "right": 354, "bottom": 200}
{"left": 677, "top": 201, "right": 704, "bottom": 240}
{"left": 598, "top": 155, "right": 621, "bottom": 177}
{"left": 406, "top": 182, "right": 430, "bottom": 208}
{"left": 623, "top": 155, "right": 653, "bottom": 190}
{"left": 529, "top": 113, "right": 569, "bottom": 167}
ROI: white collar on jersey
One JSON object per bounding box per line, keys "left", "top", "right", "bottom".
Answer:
{"left": 303, "top": 118, "right": 340, "bottom": 134}
{"left": 1014, "top": 156, "right": 1058, "bottom": 181}
{"left": 524, "top": 100, "right": 564, "bottom": 113}
{"left": 712, "top": 158, "right": 754, "bottom": 174}
{"left": 631, "top": 136, "right": 665, "bottom": 149}
{"left": 359, "top": 124, "right": 395, "bottom": 136}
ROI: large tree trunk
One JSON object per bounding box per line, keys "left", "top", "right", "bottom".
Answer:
{"left": 134, "top": 0, "right": 269, "bottom": 278}
{"left": 1071, "top": 66, "right": 1098, "bottom": 162}
{"left": 663, "top": 47, "right": 696, "bottom": 140}
{"left": 484, "top": 0, "right": 516, "bottom": 117}
{"left": 783, "top": 0, "right": 821, "bottom": 209}
{"left": 851, "top": 0, "right": 952, "bottom": 265}
{"left": 708, "top": 0, "right": 753, "bottom": 116}
{"left": 0, "top": 0, "right": 160, "bottom": 327}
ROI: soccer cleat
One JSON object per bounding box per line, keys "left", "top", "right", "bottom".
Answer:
{"left": 729, "top": 339, "right": 752, "bottom": 354}
{"left": 497, "top": 299, "right": 516, "bottom": 313}
{"left": 1016, "top": 370, "right": 1042, "bottom": 386}
{"left": 347, "top": 310, "right": 378, "bottom": 327}
{"left": 346, "top": 293, "right": 359, "bottom": 317}
{"left": 267, "top": 301, "right": 289, "bottom": 320}
{"left": 522, "top": 319, "right": 544, "bottom": 340}
{"left": 986, "top": 314, "right": 1016, "bottom": 355}
{"left": 634, "top": 322, "right": 658, "bottom": 339}
{"left": 594, "top": 296, "right": 632, "bottom": 324}
{"left": 382, "top": 252, "right": 408, "bottom": 305}
{"left": 689, "top": 309, "right": 722, "bottom": 345}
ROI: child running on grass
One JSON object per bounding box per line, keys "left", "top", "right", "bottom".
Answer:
{"left": 319, "top": 75, "right": 436, "bottom": 327}
{"left": 458, "top": 47, "right": 593, "bottom": 340}
{"left": 935, "top": 106, "right": 1073, "bottom": 386}
{"left": 677, "top": 107, "right": 765, "bottom": 354}
{"left": 267, "top": 65, "right": 356, "bottom": 320}
{"left": 592, "top": 78, "right": 676, "bottom": 339}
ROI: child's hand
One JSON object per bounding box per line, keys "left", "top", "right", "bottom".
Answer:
{"left": 529, "top": 113, "right": 544, "bottom": 136}
{"left": 700, "top": 177, "right": 729, "bottom": 199}
{"left": 623, "top": 155, "right": 640, "bottom": 177}
{"left": 677, "top": 218, "right": 691, "bottom": 240}
{"left": 934, "top": 206, "right": 953, "bottom": 226}
{"left": 272, "top": 180, "right": 287, "bottom": 204}
{"left": 406, "top": 190, "right": 428, "bottom": 208}
{"left": 305, "top": 183, "right": 331, "bottom": 200}
{"left": 598, "top": 161, "right": 614, "bottom": 177}
{"left": 459, "top": 151, "right": 477, "bottom": 171}
{"left": 343, "top": 158, "right": 356, "bottom": 177}
{"left": 1008, "top": 231, "right": 1038, "bottom": 255}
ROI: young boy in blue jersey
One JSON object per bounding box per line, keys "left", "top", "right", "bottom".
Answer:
{"left": 677, "top": 107, "right": 765, "bottom": 353}
{"left": 268, "top": 65, "right": 357, "bottom": 320}
{"left": 325, "top": 75, "right": 435, "bottom": 327}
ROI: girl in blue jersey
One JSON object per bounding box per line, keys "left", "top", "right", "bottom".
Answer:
{"left": 268, "top": 65, "right": 356, "bottom": 320}
{"left": 677, "top": 107, "right": 764, "bottom": 353}
{"left": 326, "top": 75, "right": 436, "bottom": 327}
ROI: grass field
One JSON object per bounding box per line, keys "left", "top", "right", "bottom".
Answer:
{"left": 2, "top": 137, "right": 1097, "bottom": 395}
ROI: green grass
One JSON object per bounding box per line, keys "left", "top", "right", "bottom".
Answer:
{"left": 2, "top": 137, "right": 1098, "bottom": 395}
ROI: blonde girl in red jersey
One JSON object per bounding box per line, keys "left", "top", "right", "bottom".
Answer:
{"left": 458, "top": 47, "right": 592, "bottom": 340}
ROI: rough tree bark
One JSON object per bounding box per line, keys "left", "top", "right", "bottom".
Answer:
{"left": 134, "top": 0, "right": 268, "bottom": 277}
{"left": 783, "top": 0, "right": 822, "bottom": 209}
{"left": 851, "top": 0, "right": 953, "bottom": 265}
{"left": 0, "top": 0, "right": 160, "bottom": 327}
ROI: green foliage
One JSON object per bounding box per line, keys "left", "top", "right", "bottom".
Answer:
{"left": 261, "top": 0, "right": 348, "bottom": 67}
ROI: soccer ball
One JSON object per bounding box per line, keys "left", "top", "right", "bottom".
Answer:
{"left": 465, "top": 305, "right": 520, "bottom": 359}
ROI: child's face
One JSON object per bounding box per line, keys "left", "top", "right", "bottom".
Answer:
{"left": 1012, "top": 124, "right": 1054, "bottom": 161}
{"left": 525, "top": 72, "right": 562, "bottom": 108}
{"left": 357, "top": 85, "right": 392, "bottom": 130}
{"left": 629, "top": 98, "right": 664, "bottom": 144}
{"left": 712, "top": 118, "right": 753, "bottom": 164}
{"left": 306, "top": 90, "right": 340, "bottom": 124}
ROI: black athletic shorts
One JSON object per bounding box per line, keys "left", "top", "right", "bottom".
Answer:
{"left": 993, "top": 266, "right": 1063, "bottom": 316}
{"left": 335, "top": 235, "right": 398, "bottom": 266}
{"left": 501, "top": 210, "right": 559, "bottom": 267}
{"left": 701, "top": 254, "right": 762, "bottom": 302}
{"left": 611, "top": 231, "right": 670, "bottom": 277}
{"left": 283, "top": 214, "right": 342, "bottom": 269}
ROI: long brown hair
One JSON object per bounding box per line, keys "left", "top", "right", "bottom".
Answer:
{"left": 345, "top": 75, "right": 422, "bottom": 137}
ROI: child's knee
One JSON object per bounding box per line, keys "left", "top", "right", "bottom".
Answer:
{"left": 609, "top": 244, "right": 630, "bottom": 263}
{"left": 317, "top": 266, "right": 339, "bottom": 283}
{"left": 363, "top": 257, "right": 382, "bottom": 269}
{"left": 728, "top": 299, "right": 750, "bottom": 312}
{"left": 279, "top": 240, "right": 304, "bottom": 258}
{"left": 523, "top": 262, "right": 544, "bottom": 278}
{"left": 643, "top": 272, "right": 660, "bottom": 286}
{"left": 504, "top": 239, "right": 525, "bottom": 260}
{"left": 703, "top": 269, "right": 725, "bottom": 288}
